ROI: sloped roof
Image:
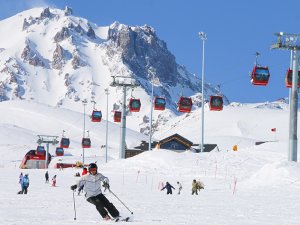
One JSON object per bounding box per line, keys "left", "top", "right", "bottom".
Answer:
{"left": 157, "top": 133, "right": 193, "bottom": 147}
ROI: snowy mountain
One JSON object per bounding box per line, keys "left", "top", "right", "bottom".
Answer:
{"left": 0, "top": 6, "right": 228, "bottom": 135}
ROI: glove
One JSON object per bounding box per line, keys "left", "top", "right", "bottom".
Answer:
{"left": 70, "top": 185, "right": 77, "bottom": 191}
{"left": 103, "top": 181, "right": 110, "bottom": 189}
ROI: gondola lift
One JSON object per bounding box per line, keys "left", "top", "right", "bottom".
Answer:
{"left": 55, "top": 147, "right": 64, "bottom": 156}
{"left": 113, "top": 111, "right": 121, "bottom": 122}
{"left": 209, "top": 95, "right": 223, "bottom": 111}
{"left": 91, "top": 110, "right": 102, "bottom": 122}
{"left": 91, "top": 100, "right": 102, "bottom": 122}
{"left": 129, "top": 98, "right": 141, "bottom": 112}
{"left": 82, "top": 131, "right": 91, "bottom": 148}
{"left": 154, "top": 97, "right": 166, "bottom": 110}
{"left": 285, "top": 68, "right": 300, "bottom": 88}
{"left": 60, "top": 130, "right": 70, "bottom": 148}
{"left": 177, "top": 96, "right": 193, "bottom": 113}
{"left": 36, "top": 145, "right": 45, "bottom": 156}
{"left": 250, "top": 52, "right": 270, "bottom": 86}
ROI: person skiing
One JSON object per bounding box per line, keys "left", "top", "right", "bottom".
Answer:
{"left": 21, "top": 174, "right": 29, "bottom": 194}
{"left": 161, "top": 181, "right": 175, "bottom": 195}
{"left": 192, "top": 179, "right": 198, "bottom": 195}
{"left": 197, "top": 180, "right": 204, "bottom": 191}
{"left": 70, "top": 163, "right": 120, "bottom": 221}
{"left": 52, "top": 175, "right": 57, "bottom": 187}
{"left": 177, "top": 181, "right": 182, "bottom": 195}
{"left": 19, "top": 172, "right": 23, "bottom": 184}
{"left": 45, "top": 171, "right": 49, "bottom": 183}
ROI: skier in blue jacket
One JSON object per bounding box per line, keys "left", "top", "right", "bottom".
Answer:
{"left": 21, "top": 174, "right": 29, "bottom": 194}
{"left": 161, "top": 181, "right": 175, "bottom": 194}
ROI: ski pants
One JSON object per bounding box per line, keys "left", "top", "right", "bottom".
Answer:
{"left": 87, "top": 193, "right": 119, "bottom": 218}
{"left": 21, "top": 186, "right": 28, "bottom": 194}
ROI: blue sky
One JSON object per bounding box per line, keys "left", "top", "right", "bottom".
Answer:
{"left": 1, "top": 0, "right": 300, "bottom": 103}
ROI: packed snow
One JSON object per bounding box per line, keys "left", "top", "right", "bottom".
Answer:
{"left": 0, "top": 100, "right": 300, "bottom": 225}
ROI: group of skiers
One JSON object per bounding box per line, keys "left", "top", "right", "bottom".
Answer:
{"left": 17, "top": 163, "right": 205, "bottom": 222}
{"left": 18, "top": 171, "right": 57, "bottom": 194}
{"left": 160, "top": 179, "right": 204, "bottom": 195}
{"left": 18, "top": 172, "right": 29, "bottom": 194}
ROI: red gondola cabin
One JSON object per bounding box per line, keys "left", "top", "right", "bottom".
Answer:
{"left": 129, "top": 98, "right": 141, "bottom": 112}
{"left": 91, "top": 110, "right": 102, "bottom": 122}
{"left": 114, "top": 111, "right": 121, "bottom": 122}
{"left": 55, "top": 147, "right": 64, "bottom": 156}
{"left": 251, "top": 66, "right": 270, "bottom": 86}
{"left": 60, "top": 137, "right": 70, "bottom": 148}
{"left": 209, "top": 96, "right": 223, "bottom": 111}
{"left": 285, "top": 69, "right": 300, "bottom": 88}
{"left": 36, "top": 146, "right": 45, "bottom": 156}
{"left": 154, "top": 97, "right": 166, "bottom": 110}
{"left": 177, "top": 96, "right": 192, "bottom": 113}
{"left": 82, "top": 138, "right": 91, "bottom": 148}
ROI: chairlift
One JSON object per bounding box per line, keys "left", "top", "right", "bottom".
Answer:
{"left": 209, "top": 95, "right": 223, "bottom": 111}
{"left": 55, "top": 147, "right": 64, "bottom": 156}
{"left": 154, "top": 97, "right": 166, "bottom": 110}
{"left": 82, "top": 138, "right": 91, "bottom": 148}
{"left": 177, "top": 96, "right": 192, "bottom": 113}
{"left": 113, "top": 111, "right": 121, "bottom": 122}
{"left": 285, "top": 68, "right": 300, "bottom": 88}
{"left": 129, "top": 98, "right": 141, "bottom": 112}
{"left": 60, "top": 137, "right": 70, "bottom": 148}
{"left": 91, "top": 110, "right": 102, "bottom": 122}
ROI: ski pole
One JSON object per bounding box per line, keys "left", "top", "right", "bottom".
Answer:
{"left": 72, "top": 190, "right": 77, "bottom": 220}
{"left": 109, "top": 189, "right": 133, "bottom": 215}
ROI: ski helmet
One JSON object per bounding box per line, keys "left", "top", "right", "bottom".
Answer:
{"left": 88, "top": 163, "right": 98, "bottom": 173}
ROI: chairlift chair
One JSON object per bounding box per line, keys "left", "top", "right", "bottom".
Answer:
{"left": 113, "top": 111, "right": 121, "bottom": 122}
{"left": 209, "top": 95, "right": 223, "bottom": 111}
{"left": 285, "top": 68, "right": 300, "bottom": 88}
{"left": 91, "top": 110, "right": 102, "bottom": 122}
{"left": 154, "top": 97, "right": 166, "bottom": 110}
{"left": 129, "top": 98, "right": 141, "bottom": 112}
{"left": 177, "top": 96, "right": 192, "bottom": 113}
{"left": 82, "top": 138, "right": 91, "bottom": 148}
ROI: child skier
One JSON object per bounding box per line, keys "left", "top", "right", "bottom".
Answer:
{"left": 21, "top": 174, "right": 29, "bottom": 194}
{"left": 70, "top": 163, "right": 121, "bottom": 221}
{"left": 52, "top": 175, "right": 57, "bottom": 187}
{"left": 45, "top": 171, "right": 49, "bottom": 183}
{"left": 192, "top": 179, "right": 198, "bottom": 195}
{"left": 177, "top": 181, "right": 182, "bottom": 195}
{"left": 161, "top": 181, "right": 175, "bottom": 194}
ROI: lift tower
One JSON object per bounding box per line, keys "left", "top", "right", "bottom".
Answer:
{"left": 110, "top": 76, "right": 139, "bottom": 159}
{"left": 271, "top": 32, "right": 300, "bottom": 162}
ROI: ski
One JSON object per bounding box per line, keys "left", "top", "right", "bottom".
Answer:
{"left": 114, "top": 216, "right": 132, "bottom": 222}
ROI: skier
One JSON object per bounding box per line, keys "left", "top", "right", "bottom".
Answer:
{"left": 197, "top": 180, "right": 204, "bottom": 191}
{"left": 177, "top": 181, "right": 182, "bottom": 195}
{"left": 19, "top": 172, "right": 23, "bottom": 184}
{"left": 192, "top": 179, "right": 198, "bottom": 195}
{"left": 161, "top": 181, "right": 175, "bottom": 194}
{"left": 45, "top": 171, "right": 49, "bottom": 183}
{"left": 21, "top": 174, "right": 29, "bottom": 194}
{"left": 52, "top": 175, "right": 57, "bottom": 187}
{"left": 70, "top": 163, "right": 120, "bottom": 221}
